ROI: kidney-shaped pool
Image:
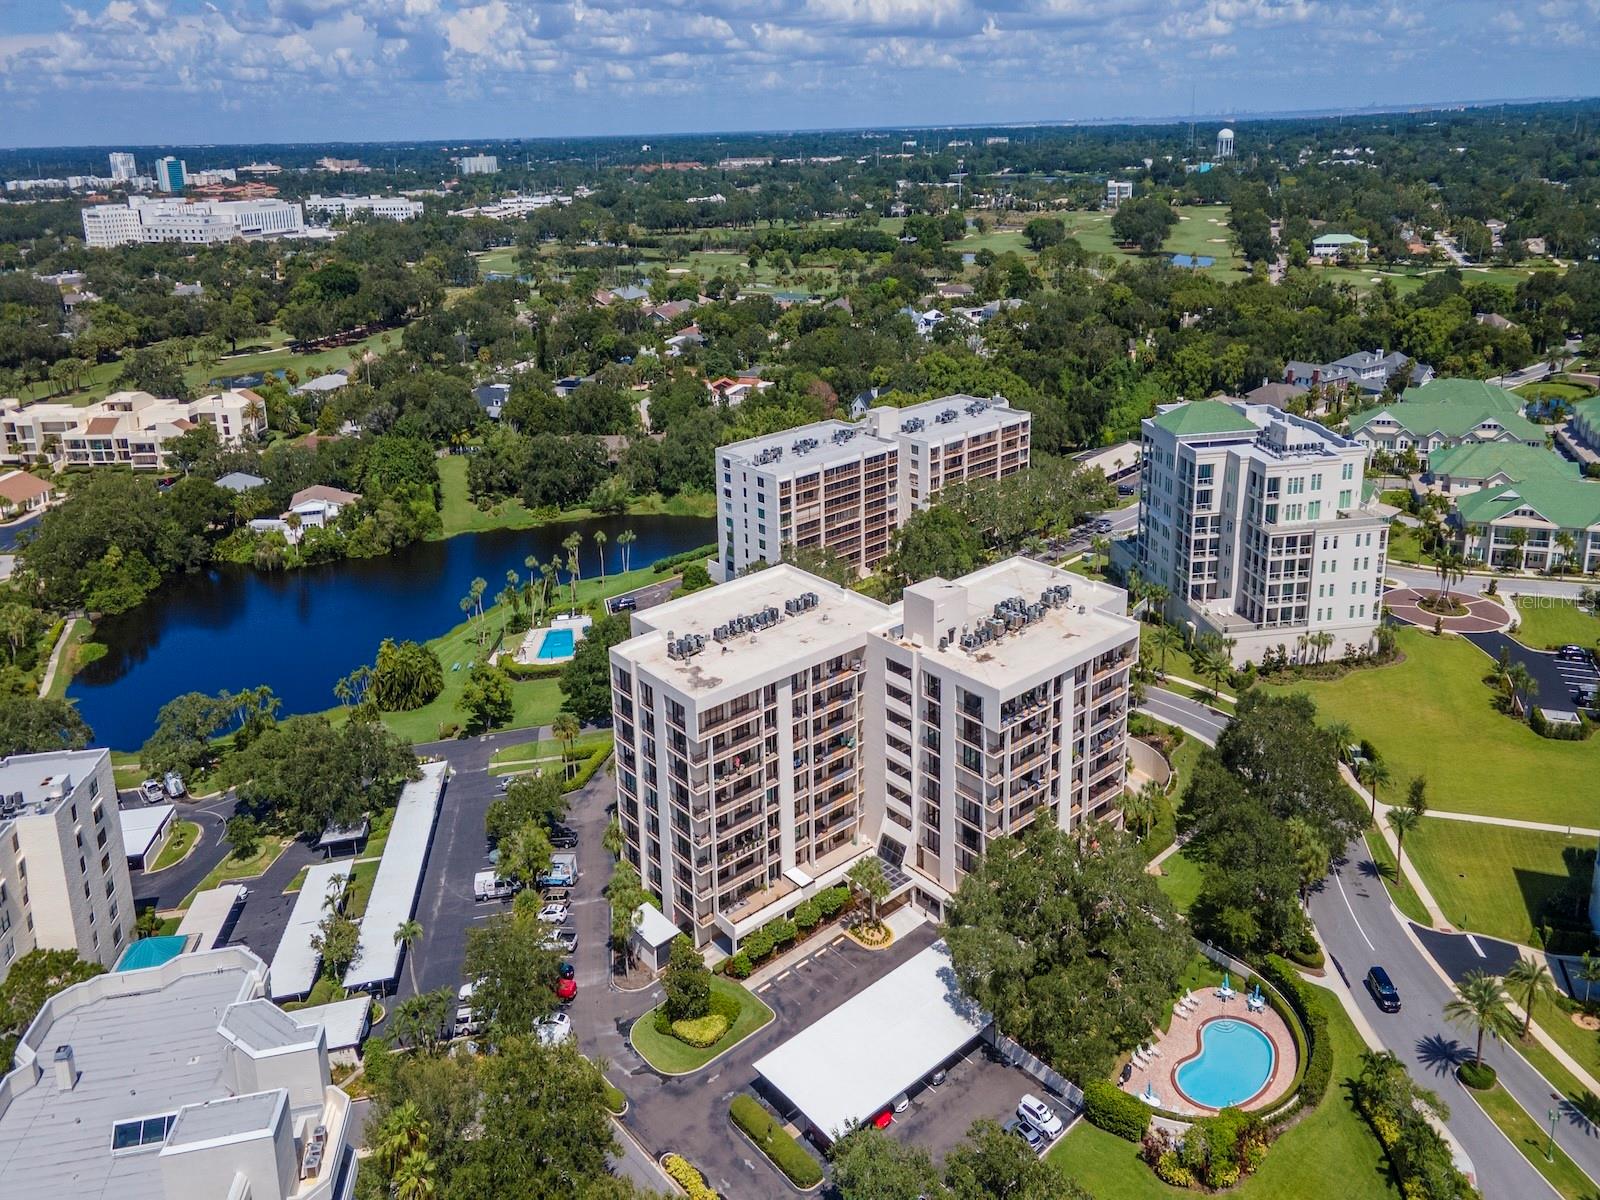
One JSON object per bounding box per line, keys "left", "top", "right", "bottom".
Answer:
{"left": 1174, "top": 1018, "right": 1276, "bottom": 1109}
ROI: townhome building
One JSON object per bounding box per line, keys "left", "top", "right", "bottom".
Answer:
{"left": 1134, "top": 398, "right": 1389, "bottom": 664}
{"left": 1346, "top": 379, "right": 1543, "bottom": 464}
{"left": 608, "top": 557, "right": 1137, "bottom": 951}
{"left": 0, "top": 749, "right": 135, "bottom": 983}
{"left": 714, "top": 395, "right": 1030, "bottom": 580}
{"left": 1455, "top": 477, "right": 1600, "bottom": 573}
{"left": 0, "top": 947, "right": 358, "bottom": 1200}
{"left": 0, "top": 390, "right": 266, "bottom": 470}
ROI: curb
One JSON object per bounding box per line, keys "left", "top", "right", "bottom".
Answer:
{"left": 727, "top": 1108, "right": 824, "bottom": 1193}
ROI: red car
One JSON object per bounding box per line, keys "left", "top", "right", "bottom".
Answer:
{"left": 555, "top": 977, "right": 578, "bottom": 1002}
{"left": 872, "top": 1110, "right": 893, "bottom": 1130}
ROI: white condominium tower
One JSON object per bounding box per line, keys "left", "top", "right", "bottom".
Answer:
{"left": 608, "top": 557, "right": 1136, "bottom": 951}
{"left": 1134, "top": 398, "right": 1388, "bottom": 663}
{"left": 714, "top": 394, "right": 1030, "bottom": 580}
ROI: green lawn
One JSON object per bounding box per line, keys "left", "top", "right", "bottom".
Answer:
{"left": 1262, "top": 626, "right": 1598, "bottom": 825}
{"left": 1516, "top": 381, "right": 1595, "bottom": 403}
{"left": 150, "top": 820, "right": 201, "bottom": 872}
{"left": 629, "top": 977, "right": 774, "bottom": 1074}
{"left": 1384, "top": 523, "right": 1428, "bottom": 565}
{"left": 1469, "top": 1081, "right": 1596, "bottom": 1199}
{"left": 345, "top": 860, "right": 379, "bottom": 919}
{"left": 1523, "top": 1003, "right": 1600, "bottom": 1108}
{"left": 1362, "top": 830, "right": 1432, "bottom": 927}
{"left": 1050, "top": 981, "right": 1398, "bottom": 1199}
{"left": 1405, "top": 818, "right": 1592, "bottom": 945}
{"left": 1059, "top": 205, "right": 1247, "bottom": 281}
{"left": 488, "top": 734, "right": 611, "bottom": 775}
{"left": 1513, "top": 597, "right": 1600, "bottom": 651}
{"left": 436, "top": 454, "right": 714, "bottom": 538}
{"left": 182, "top": 835, "right": 292, "bottom": 907}
{"left": 1153, "top": 850, "right": 1205, "bottom": 912}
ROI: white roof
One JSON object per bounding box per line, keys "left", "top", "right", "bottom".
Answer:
{"left": 268, "top": 859, "right": 354, "bottom": 999}
{"left": 632, "top": 902, "right": 680, "bottom": 950}
{"left": 289, "top": 996, "right": 371, "bottom": 1051}
{"left": 175, "top": 884, "right": 245, "bottom": 951}
{"left": 752, "top": 940, "right": 989, "bottom": 1140}
{"left": 117, "top": 803, "right": 174, "bottom": 857}
{"left": 343, "top": 761, "right": 448, "bottom": 990}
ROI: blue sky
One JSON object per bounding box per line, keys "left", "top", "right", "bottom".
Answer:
{"left": 1, "top": 0, "right": 1596, "bottom": 148}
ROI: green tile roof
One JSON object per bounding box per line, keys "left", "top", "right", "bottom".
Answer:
{"left": 1348, "top": 378, "right": 1543, "bottom": 443}
{"left": 1571, "top": 395, "right": 1600, "bottom": 431}
{"left": 1426, "top": 442, "right": 1577, "bottom": 483}
{"left": 1456, "top": 476, "right": 1600, "bottom": 531}
{"left": 1151, "top": 400, "right": 1257, "bottom": 436}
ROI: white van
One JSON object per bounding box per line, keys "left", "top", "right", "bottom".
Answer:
{"left": 473, "top": 870, "right": 518, "bottom": 902}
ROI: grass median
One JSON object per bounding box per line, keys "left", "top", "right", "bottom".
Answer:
{"left": 150, "top": 820, "right": 201, "bottom": 872}
{"left": 630, "top": 976, "right": 773, "bottom": 1075}
{"left": 1468, "top": 1081, "right": 1595, "bottom": 1200}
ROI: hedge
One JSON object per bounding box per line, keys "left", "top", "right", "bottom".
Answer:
{"left": 603, "top": 1080, "right": 627, "bottom": 1114}
{"left": 1083, "top": 1078, "right": 1151, "bottom": 1142}
{"left": 729, "top": 1094, "right": 824, "bottom": 1188}
{"left": 662, "top": 1154, "right": 719, "bottom": 1200}
{"left": 502, "top": 659, "right": 565, "bottom": 681}
{"left": 562, "top": 743, "right": 614, "bottom": 793}
{"left": 1458, "top": 1061, "right": 1496, "bottom": 1090}
{"left": 1260, "top": 955, "right": 1331, "bottom": 1111}
{"left": 670, "top": 1013, "right": 730, "bottom": 1047}
{"left": 652, "top": 544, "right": 717, "bottom": 574}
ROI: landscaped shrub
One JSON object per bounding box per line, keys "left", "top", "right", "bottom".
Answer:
{"left": 504, "top": 612, "right": 532, "bottom": 635}
{"left": 724, "top": 950, "right": 752, "bottom": 979}
{"left": 1154, "top": 1151, "right": 1194, "bottom": 1188}
{"left": 1083, "top": 1078, "right": 1151, "bottom": 1142}
{"left": 501, "top": 659, "right": 564, "bottom": 681}
{"left": 652, "top": 544, "right": 718, "bottom": 574}
{"left": 670, "top": 1013, "right": 730, "bottom": 1047}
{"left": 793, "top": 898, "right": 822, "bottom": 932}
{"left": 562, "top": 742, "right": 614, "bottom": 793}
{"left": 1286, "top": 933, "right": 1325, "bottom": 969}
{"left": 1458, "top": 1061, "right": 1497, "bottom": 1089}
{"left": 1178, "top": 1108, "right": 1268, "bottom": 1190}
{"left": 767, "top": 917, "right": 798, "bottom": 948}
{"left": 729, "top": 1094, "right": 824, "bottom": 1188}
{"left": 742, "top": 927, "right": 776, "bottom": 962}
{"left": 710, "top": 987, "right": 741, "bottom": 1026}
{"left": 1260, "top": 955, "right": 1331, "bottom": 1109}
{"left": 815, "top": 884, "right": 850, "bottom": 917}
{"left": 603, "top": 1080, "right": 627, "bottom": 1114}
{"left": 662, "top": 1153, "right": 719, "bottom": 1200}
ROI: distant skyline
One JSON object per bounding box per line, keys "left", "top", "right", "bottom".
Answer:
{"left": 1, "top": 0, "right": 1597, "bottom": 149}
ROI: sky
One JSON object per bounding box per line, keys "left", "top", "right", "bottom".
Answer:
{"left": 0, "top": 0, "right": 1597, "bottom": 148}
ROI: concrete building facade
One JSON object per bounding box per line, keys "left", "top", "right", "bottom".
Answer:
{"left": 305, "top": 195, "right": 424, "bottom": 221}
{"left": 609, "top": 558, "right": 1137, "bottom": 951}
{"left": 82, "top": 197, "right": 304, "bottom": 248}
{"left": 714, "top": 395, "right": 1030, "bottom": 580}
{"left": 0, "top": 749, "right": 135, "bottom": 983}
{"left": 1134, "top": 398, "right": 1389, "bottom": 664}
{"left": 0, "top": 389, "right": 267, "bottom": 470}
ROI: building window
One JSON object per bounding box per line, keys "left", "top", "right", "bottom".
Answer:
{"left": 111, "top": 1114, "right": 177, "bottom": 1153}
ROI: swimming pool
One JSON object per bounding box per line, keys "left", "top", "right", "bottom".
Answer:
{"left": 536, "top": 628, "right": 577, "bottom": 660}
{"left": 115, "top": 935, "right": 189, "bottom": 972}
{"left": 1175, "top": 1019, "right": 1275, "bottom": 1109}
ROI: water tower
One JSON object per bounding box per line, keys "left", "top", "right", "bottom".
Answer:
{"left": 1216, "top": 128, "right": 1235, "bottom": 160}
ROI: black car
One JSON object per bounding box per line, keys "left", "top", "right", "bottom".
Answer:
{"left": 548, "top": 822, "right": 579, "bottom": 849}
{"left": 613, "top": 596, "right": 638, "bottom": 612}
{"left": 559, "top": 960, "right": 576, "bottom": 980}
{"left": 1365, "top": 965, "right": 1401, "bottom": 1013}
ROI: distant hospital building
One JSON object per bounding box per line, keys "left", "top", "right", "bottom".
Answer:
{"left": 81, "top": 196, "right": 304, "bottom": 247}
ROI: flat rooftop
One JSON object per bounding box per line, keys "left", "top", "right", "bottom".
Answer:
{"left": 164, "top": 1090, "right": 281, "bottom": 1148}
{"left": 0, "top": 749, "right": 105, "bottom": 829}
{"left": 878, "top": 394, "right": 1027, "bottom": 444}
{"left": 622, "top": 564, "right": 894, "bottom": 698}
{"left": 753, "top": 940, "right": 989, "bottom": 1141}
{"left": 0, "top": 955, "right": 257, "bottom": 1199}
{"left": 720, "top": 419, "right": 894, "bottom": 473}
{"left": 900, "top": 558, "right": 1137, "bottom": 690}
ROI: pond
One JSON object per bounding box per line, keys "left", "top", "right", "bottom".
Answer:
{"left": 67, "top": 514, "right": 714, "bottom": 750}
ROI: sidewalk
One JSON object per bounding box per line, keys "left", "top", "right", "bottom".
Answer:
{"left": 1421, "top": 809, "right": 1600, "bottom": 838}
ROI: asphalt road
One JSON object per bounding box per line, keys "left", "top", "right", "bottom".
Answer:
{"left": 1138, "top": 687, "right": 1228, "bottom": 744}
{"left": 130, "top": 791, "right": 236, "bottom": 910}
{"left": 1311, "top": 839, "right": 1579, "bottom": 1198}
{"left": 1387, "top": 562, "right": 1589, "bottom": 601}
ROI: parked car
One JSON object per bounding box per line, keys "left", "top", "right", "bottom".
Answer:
{"left": 497, "top": 776, "right": 515, "bottom": 793}
{"left": 140, "top": 779, "right": 166, "bottom": 804}
{"left": 536, "top": 1012, "right": 573, "bottom": 1046}
{"left": 162, "top": 772, "right": 186, "bottom": 799}
{"left": 455, "top": 981, "right": 480, "bottom": 1036}
{"left": 871, "top": 1110, "right": 893, "bottom": 1130}
{"left": 474, "top": 870, "right": 518, "bottom": 902}
{"left": 543, "top": 927, "right": 579, "bottom": 954}
{"left": 927, "top": 1067, "right": 948, "bottom": 1087}
{"left": 1559, "top": 645, "right": 1593, "bottom": 662}
{"left": 891, "top": 1092, "right": 910, "bottom": 1113}
{"left": 1016, "top": 1094, "right": 1064, "bottom": 1139}
{"left": 538, "top": 902, "right": 570, "bottom": 925}
{"left": 548, "top": 824, "right": 579, "bottom": 850}
{"left": 612, "top": 595, "right": 638, "bottom": 612}
{"left": 1365, "top": 965, "right": 1402, "bottom": 1013}
{"left": 1005, "top": 1116, "right": 1046, "bottom": 1152}
{"left": 555, "top": 976, "right": 578, "bottom": 1002}
{"left": 558, "top": 960, "right": 575, "bottom": 980}
{"left": 540, "top": 887, "right": 571, "bottom": 904}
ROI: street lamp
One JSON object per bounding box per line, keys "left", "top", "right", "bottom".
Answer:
{"left": 1547, "top": 1107, "right": 1558, "bottom": 1163}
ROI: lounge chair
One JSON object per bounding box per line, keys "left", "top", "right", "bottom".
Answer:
{"left": 1146, "top": 1042, "right": 1164, "bottom": 1058}
{"left": 1173, "top": 1003, "right": 1190, "bottom": 1020}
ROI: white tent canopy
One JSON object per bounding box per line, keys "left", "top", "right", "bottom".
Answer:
{"left": 343, "top": 760, "right": 448, "bottom": 991}
{"left": 753, "top": 940, "right": 989, "bottom": 1142}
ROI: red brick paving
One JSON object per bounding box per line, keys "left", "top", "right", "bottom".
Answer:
{"left": 1383, "top": 587, "right": 1511, "bottom": 633}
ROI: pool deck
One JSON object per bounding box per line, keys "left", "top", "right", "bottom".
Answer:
{"left": 513, "top": 614, "right": 592, "bottom": 666}
{"left": 1120, "top": 987, "right": 1295, "bottom": 1117}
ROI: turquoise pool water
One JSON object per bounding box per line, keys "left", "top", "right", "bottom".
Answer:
{"left": 1175, "top": 1019, "right": 1275, "bottom": 1108}
{"left": 536, "top": 628, "right": 576, "bottom": 659}
{"left": 115, "top": 935, "right": 188, "bottom": 972}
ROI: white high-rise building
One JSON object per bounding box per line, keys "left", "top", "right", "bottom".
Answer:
{"left": 107, "top": 152, "right": 137, "bottom": 183}
{"left": 608, "top": 558, "right": 1136, "bottom": 950}
{"left": 305, "top": 194, "right": 424, "bottom": 221}
{"left": 0, "top": 749, "right": 135, "bottom": 983}
{"left": 714, "top": 395, "right": 1030, "bottom": 580}
{"left": 458, "top": 155, "right": 499, "bottom": 175}
{"left": 1133, "top": 398, "right": 1388, "bottom": 663}
{"left": 81, "top": 196, "right": 304, "bottom": 248}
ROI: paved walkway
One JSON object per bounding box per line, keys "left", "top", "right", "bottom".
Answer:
{"left": 1383, "top": 587, "right": 1512, "bottom": 633}
{"left": 1122, "top": 988, "right": 1295, "bottom": 1116}
{"left": 1423, "top": 808, "right": 1600, "bottom": 838}
{"left": 35, "top": 615, "right": 78, "bottom": 698}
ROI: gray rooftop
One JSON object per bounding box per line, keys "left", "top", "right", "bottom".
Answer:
{"left": 0, "top": 748, "right": 106, "bottom": 836}
{"left": 720, "top": 419, "right": 894, "bottom": 475}
{"left": 214, "top": 471, "right": 266, "bottom": 492}
{"left": 164, "top": 1090, "right": 281, "bottom": 1148}
{"left": 219, "top": 1000, "right": 319, "bottom": 1055}
{"left": 0, "top": 958, "right": 255, "bottom": 1199}
{"left": 875, "top": 394, "right": 1028, "bottom": 445}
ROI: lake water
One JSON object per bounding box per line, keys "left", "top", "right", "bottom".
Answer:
{"left": 68, "top": 515, "right": 714, "bottom": 750}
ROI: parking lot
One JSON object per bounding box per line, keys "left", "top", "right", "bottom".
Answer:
{"left": 1466, "top": 631, "right": 1599, "bottom": 712}
{"left": 607, "top": 577, "right": 682, "bottom": 615}
{"left": 883, "top": 1041, "right": 1057, "bottom": 1164}
{"left": 1550, "top": 647, "right": 1600, "bottom": 705}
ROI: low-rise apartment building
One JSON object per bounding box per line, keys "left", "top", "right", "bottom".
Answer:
{"left": 305, "top": 194, "right": 423, "bottom": 221}
{"left": 0, "top": 389, "right": 266, "bottom": 470}
{"left": 714, "top": 395, "right": 1030, "bottom": 579}
{"left": 1134, "top": 398, "right": 1389, "bottom": 664}
{"left": 609, "top": 557, "right": 1136, "bottom": 950}
{"left": 0, "top": 749, "right": 135, "bottom": 983}
{"left": 0, "top": 947, "right": 358, "bottom": 1200}
{"left": 1347, "top": 379, "right": 1543, "bottom": 464}
{"left": 1455, "top": 476, "right": 1600, "bottom": 573}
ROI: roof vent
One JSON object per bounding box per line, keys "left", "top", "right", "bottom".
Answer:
{"left": 53, "top": 1044, "right": 77, "bottom": 1091}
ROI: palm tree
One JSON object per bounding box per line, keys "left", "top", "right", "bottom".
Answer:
{"left": 1431, "top": 546, "right": 1466, "bottom": 606}
{"left": 563, "top": 531, "right": 583, "bottom": 584}
{"left": 1578, "top": 952, "right": 1600, "bottom": 1006}
{"left": 1503, "top": 661, "right": 1536, "bottom": 714}
{"left": 1144, "top": 582, "right": 1171, "bottom": 622}
{"left": 1120, "top": 780, "right": 1161, "bottom": 839}
{"left": 393, "top": 1148, "right": 437, "bottom": 1200}
{"left": 540, "top": 560, "right": 559, "bottom": 621}
{"left": 595, "top": 530, "right": 608, "bottom": 584}
{"left": 1149, "top": 623, "right": 1182, "bottom": 678}
{"left": 1556, "top": 530, "right": 1578, "bottom": 575}
{"left": 1506, "top": 526, "right": 1529, "bottom": 571}
{"left": 553, "top": 712, "right": 581, "bottom": 779}
{"left": 566, "top": 549, "right": 581, "bottom": 610}
{"left": 1443, "top": 970, "right": 1516, "bottom": 1068}
{"left": 1386, "top": 806, "right": 1420, "bottom": 878}
{"left": 1360, "top": 755, "right": 1392, "bottom": 820}
{"left": 618, "top": 528, "right": 637, "bottom": 573}
{"left": 1090, "top": 535, "right": 1110, "bottom": 573}
{"left": 1324, "top": 720, "right": 1354, "bottom": 763}
{"left": 374, "top": 1103, "right": 430, "bottom": 1177}
{"left": 1505, "top": 957, "right": 1555, "bottom": 1039}
{"left": 523, "top": 554, "right": 540, "bottom": 614}
{"left": 394, "top": 918, "right": 423, "bottom": 995}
